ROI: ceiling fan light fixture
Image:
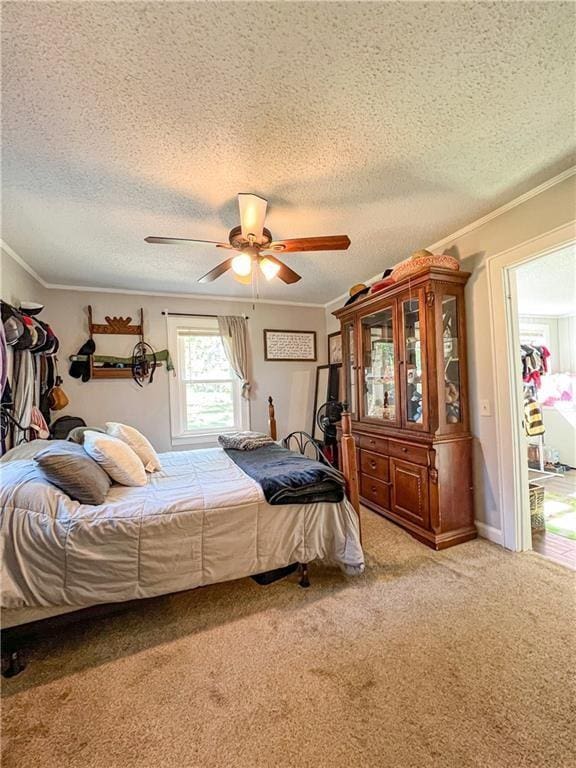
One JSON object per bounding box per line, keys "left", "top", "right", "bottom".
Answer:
{"left": 145, "top": 193, "right": 349, "bottom": 285}
{"left": 231, "top": 252, "right": 252, "bottom": 277}
{"left": 259, "top": 256, "right": 281, "bottom": 281}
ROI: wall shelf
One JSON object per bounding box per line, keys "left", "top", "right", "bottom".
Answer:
{"left": 87, "top": 305, "right": 148, "bottom": 381}
{"left": 90, "top": 365, "right": 159, "bottom": 380}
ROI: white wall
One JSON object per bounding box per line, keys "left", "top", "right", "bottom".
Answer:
{"left": 0, "top": 247, "right": 46, "bottom": 307}
{"left": 1, "top": 248, "right": 327, "bottom": 450}
{"left": 558, "top": 315, "right": 576, "bottom": 373}
{"left": 38, "top": 289, "right": 327, "bottom": 451}
{"left": 326, "top": 174, "right": 576, "bottom": 539}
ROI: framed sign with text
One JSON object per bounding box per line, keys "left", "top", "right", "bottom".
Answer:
{"left": 263, "top": 329, "right": 317, "bottom": 362}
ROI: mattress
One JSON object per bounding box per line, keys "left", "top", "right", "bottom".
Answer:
{"left": 1, "top": 447, "right": 364, "bottom": 624}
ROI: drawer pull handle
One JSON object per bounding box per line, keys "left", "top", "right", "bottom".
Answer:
{"left": 371, "top": 486, "right": 377, "bottom": 493}
{"left": 370, "top": 461, "right": 377, "bottom": 469}
{"left": 402, "top": 447, "right": 408, "bottom": 453}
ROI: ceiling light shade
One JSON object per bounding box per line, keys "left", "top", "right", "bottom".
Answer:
{"left": 231, "top": 253, "right": 252, "bottom": 277}
{"left": 259, "top": 256, "right": 281, "bottom": 281}
{"left": 238, "top": 194, "right": 267, "bottom": 242}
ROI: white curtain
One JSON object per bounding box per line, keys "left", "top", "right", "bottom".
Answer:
{"left": 217, "top": 316, "right": 250, "bottom": 399}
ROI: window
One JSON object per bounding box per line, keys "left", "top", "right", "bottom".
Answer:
{"left": 168, "top": 317, "right": 249, "bottom": 444}
{"left": 519, "top": 321, "right": 550, "bottom": 350}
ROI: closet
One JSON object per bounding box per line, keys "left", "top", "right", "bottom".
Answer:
{"left": 334, "top": 266, "right": 475, "bottom": 549}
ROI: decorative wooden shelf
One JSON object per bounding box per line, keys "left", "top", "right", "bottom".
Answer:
{"left": 91, "top": 365, "right": 159, "bottom": 380}
{"left": 87, "top": 305, "right": 150, "bottom": 381}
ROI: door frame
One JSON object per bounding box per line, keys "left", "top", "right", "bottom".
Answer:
{"left": 487, "top": 221, "right": 576, "bottom": 551}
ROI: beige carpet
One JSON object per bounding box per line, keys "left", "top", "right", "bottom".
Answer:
{"left": 2, "top": 510, "right": 575, "bottom": 768}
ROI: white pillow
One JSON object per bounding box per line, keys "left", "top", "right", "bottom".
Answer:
{"left": 83, "top": 431, "right": 147, "bottom": 487}
{"left": 105, "top": 422, "right": 161, "bottom": 472}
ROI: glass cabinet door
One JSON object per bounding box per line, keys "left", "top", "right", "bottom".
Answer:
{"left": 401, "top": 293, "right": 427, "bottom": 429}
{"left": 441, "top": 293, "right": 463, "bottom": 426}
{"left": 342, "top": 320, "right": 358, "bottom": 418}
{"left": 359, "top": 306, "right": 399, "bottom": 424}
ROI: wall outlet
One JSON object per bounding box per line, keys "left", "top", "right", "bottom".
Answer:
{"left": 480, "top": 399, "right": 491, "bottom": 416}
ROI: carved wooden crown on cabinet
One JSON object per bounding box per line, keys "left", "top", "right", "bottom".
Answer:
{"left": 334, "top": 267, "right": 476, "bottom": 550}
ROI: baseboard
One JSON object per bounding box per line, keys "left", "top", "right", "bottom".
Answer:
{"left": 475, "top": 520, "right": 504, "bottom": 546}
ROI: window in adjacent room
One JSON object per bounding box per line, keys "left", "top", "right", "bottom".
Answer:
{"left": 167, "top": 316, "right": 249, "bottom": 444}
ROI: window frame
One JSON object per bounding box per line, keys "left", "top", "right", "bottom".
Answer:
{"left": 167, "top": 316, "right": 250, "bottom": 446}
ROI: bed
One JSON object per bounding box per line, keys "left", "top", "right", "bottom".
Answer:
{"left": 0, "top": 400, "right": 363, "bottom": 670}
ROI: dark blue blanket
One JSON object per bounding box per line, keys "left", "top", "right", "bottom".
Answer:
{"left": 225, "top": 444, "right": 345, "bottom": 505}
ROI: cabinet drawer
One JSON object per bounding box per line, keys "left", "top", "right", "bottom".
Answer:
{"left": 388, "top": 440, "right": 428, "bottom": 466}
{"left": 358, "top": 434, "right": 388, "bottom": 455}
{"left": 360, "top": 450, "right": 389, "bottom": 482}
{"left": 361, "top": 475, "right": 390, "bottom": 510}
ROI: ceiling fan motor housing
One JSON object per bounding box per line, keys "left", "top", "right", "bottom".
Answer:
{"left": 228, "top": 225, "right": 274, "bottom": 250}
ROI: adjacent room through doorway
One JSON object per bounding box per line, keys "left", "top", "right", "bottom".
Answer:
{"left": 514, "top": 245, "right": 576, "bottom": 569}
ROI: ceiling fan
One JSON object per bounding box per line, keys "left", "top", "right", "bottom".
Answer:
{"left": 145, "top": 193, "right": 351, "bottom": 284}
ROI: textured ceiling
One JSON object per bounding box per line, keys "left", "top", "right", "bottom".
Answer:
{"left": 516, "top": 244, "right": 576, "bottom": 317}
{"left": 2, "top": 1, "right": 575, "bottom": 304}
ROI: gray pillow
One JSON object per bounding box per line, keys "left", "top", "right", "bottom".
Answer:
{"left": 34, "top": 442, "right": 111, "bottom": 505}
{"left": 68, "top": 426, "right": 105, "bottom": 445}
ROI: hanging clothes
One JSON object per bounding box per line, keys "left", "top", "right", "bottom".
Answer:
{"left": 0, "top": 322, "right": 7, "bottom": 397}
{"left": 540, "top": 345, "right": 551, "bottom": 373}
{"left": 521, "top": 344, "right": 550, "bottom": 389}
{"left": 524, "top": 397, "right": 545, "bottom": 437}
{"left": 39, "top": 356, "right": 55, "bottom": 425}
{"left": 29, "top": 405, "right": 50, "bottom": 439}
{"left": 12, "top": 349, "right": 35, "bottom": 445}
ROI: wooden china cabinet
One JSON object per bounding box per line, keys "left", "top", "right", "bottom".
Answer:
{"left": 334, "top": 267, "right": 476, "bottom": 549}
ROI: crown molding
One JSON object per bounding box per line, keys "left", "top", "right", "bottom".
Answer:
{"left": 518, "top": 311, "right": 576, "bottom": 319}
{"left": 427, "top": 166, "right": 576, "bottom": 252}
{"left": 324, "top": 166, "right": 576, "bottom": 309}
{"left": 1, "top": 242, "right": 324, "bottom": 308}
{"left": 3, "top": 166, "right": 575, "bottom": 311}
{"left": 0, "top": 240, "right": 48, "bottom": 287}
{"left": 43, "top": 281, "right": 325, "bottom": 308}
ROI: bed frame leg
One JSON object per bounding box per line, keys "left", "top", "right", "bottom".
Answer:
{"left": 298, "top": 563, "right": 310, "bottom": 588}
{"left": 1, "top": 646, "right": 26, "bottom": 678}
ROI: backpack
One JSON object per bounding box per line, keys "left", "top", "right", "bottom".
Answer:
{"left": 49, "top": 416, "right": 86, "bottom": 441}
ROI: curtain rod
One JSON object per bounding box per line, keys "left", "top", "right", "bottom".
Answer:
{"left": 161, "top": 311, "right": 249, "bottom": 319}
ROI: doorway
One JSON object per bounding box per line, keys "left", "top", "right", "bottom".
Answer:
{"left": 512, "top": 245, "right": 576, "bottom": 569}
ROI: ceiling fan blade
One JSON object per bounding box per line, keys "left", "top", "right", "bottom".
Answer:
{"left": 145, "top": 236, "right": 232, "bottom": 248}
{"left": 267, "top": 235, "right": 351, "bottom": 253}
{"left": 198, "top": 258, "right": 234, "bottom": 283}
{"left": 238, "top": 193, "right": 268, "bottom": 243}
{"left": 261, "top": 254, "right": 301, "bottom": 284}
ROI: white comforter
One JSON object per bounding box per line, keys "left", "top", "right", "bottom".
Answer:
{"left": 0, "top": 448, "right": 364, "bottom": 610}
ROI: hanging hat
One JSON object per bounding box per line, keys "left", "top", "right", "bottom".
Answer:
{"left": 3, "top": 316, "right": 23, "bottom": 346}
{"left": 42, "top": 324, "right": 59, "bottom": 355}
{"left": 29, "top": 318, "right": 47, "bottom": 352}
{"left": 15, "top": 314, "right": 35, "bottom": 350}
{"left": 19, "top": 302, "right": 44, "bottom": 317}
{"left": 1, "top": 302, "right": 24, "bottom": 346}
{"left": 69, "top": 338, "right": 95, "bottom": 381}
{"left": 32, "top": 319, "right": 52, "bottom": 354}
{"left": 344, "top": 283, "right": 370, "bottom": 307}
